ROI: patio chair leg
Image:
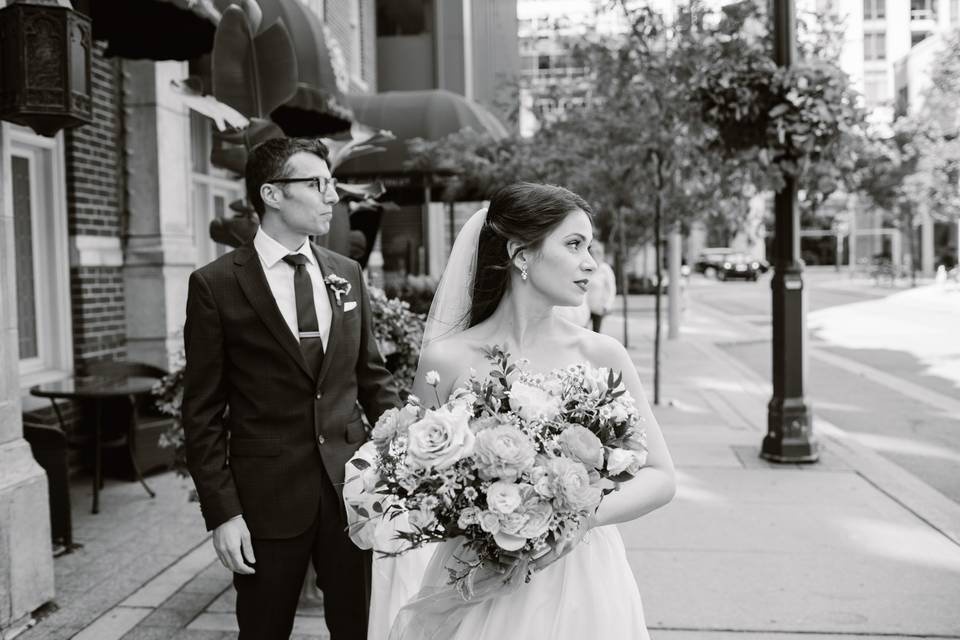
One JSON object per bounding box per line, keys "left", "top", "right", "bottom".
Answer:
{"left": 128, "top": 395, "right": 156, "bottom": 499}
{"left": 93, "top": 402, "right": 102, "bottom": 514}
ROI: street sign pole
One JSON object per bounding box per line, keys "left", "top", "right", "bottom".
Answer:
{"left": 763, "top": 0, "right": 819, "bottom": 462}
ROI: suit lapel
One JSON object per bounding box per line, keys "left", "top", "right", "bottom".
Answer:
{"left": 313, "top": 244, "right": 344, "bottom": 387}
{"left": 233, "top": 243, "right": 313, "bottom": 380}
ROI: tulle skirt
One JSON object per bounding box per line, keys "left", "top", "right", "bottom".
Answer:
{"left": 389, "top": 526, "right": 649, "bottom": 640}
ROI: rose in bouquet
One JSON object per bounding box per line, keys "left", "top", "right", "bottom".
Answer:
{"left": 349, "top": 345, "right": 648, "bottom": 593}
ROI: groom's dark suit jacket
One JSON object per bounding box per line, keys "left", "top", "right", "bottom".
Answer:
{"left": 182, "top": 240, "right": 398, "bottom": 539}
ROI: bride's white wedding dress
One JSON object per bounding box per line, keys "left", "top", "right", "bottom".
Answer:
{"left": 413, "top": 524, "right": 649, "bottom": 640}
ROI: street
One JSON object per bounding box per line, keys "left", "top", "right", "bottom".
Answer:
{"left": 686, "top": 269, "right": 960, "bottom": 506}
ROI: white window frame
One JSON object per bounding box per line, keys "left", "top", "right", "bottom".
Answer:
{"left": 188, "top": 111, "right": 245, "bottom": 268}
{"left": 2, "top": 123, "right": 74, "bottom": 388}
{"left": 191, "top": 172, "right": 244, "bottom": 267}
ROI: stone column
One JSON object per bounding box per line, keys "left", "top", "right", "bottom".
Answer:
{"left": 0, "top": 135, "right": 55, "bottom": 633}
{"left": 122, "top": 60, "right": 198, "bottom": 369}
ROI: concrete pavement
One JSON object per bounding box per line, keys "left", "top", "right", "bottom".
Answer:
{"left": 17, "top": 291, "right": 960, "bottom": 640}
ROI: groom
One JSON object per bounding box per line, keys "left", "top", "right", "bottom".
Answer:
{"left": 182, "top": 137, "right": 399, "bottom": 640}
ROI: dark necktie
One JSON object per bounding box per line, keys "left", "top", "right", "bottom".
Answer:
{"left": 282, "top": 254, "right": 324, "bottom": 376}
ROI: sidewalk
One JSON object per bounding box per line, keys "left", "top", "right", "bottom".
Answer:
{"left": 18, "top": 297, "right": 960, "bottom": 640}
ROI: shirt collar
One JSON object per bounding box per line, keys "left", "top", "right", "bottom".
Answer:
{"left": 254, "top": 227, "right": 317, "bottom": 268}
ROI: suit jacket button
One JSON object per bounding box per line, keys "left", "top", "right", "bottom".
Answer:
{"left": 317, "top": 434, "right": 326, "bottom": 445}
{"left": 315, "top": 392, "right": 323, "bottom": 400}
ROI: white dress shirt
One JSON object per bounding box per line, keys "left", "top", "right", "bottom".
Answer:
{"left": 254, "top": 227, "right": 332, "bottom": 350}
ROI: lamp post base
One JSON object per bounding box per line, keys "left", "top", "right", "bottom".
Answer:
{"left": 762, "top": 399, "right": 819, "bottom": 463}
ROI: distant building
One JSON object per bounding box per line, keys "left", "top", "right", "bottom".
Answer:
{"left": 794, "top": 0, "right": 959, "bottom": 273}
{"left": 893, "top": 31, "right": 960, "bottom": 273}
{"left": 375, "top": 0, "right": 519, "bottom": 126}
{"left": 807, "top": 0, "right": 959, "bottom": 126}
{"left": 345, "top": 0, "right": 519, "bottom": 281}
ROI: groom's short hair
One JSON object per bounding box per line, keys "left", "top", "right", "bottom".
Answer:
{"left": 245, "top": 137, "right": 331, "bottom": 216}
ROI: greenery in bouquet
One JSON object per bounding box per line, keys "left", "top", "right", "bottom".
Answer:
{"left": 351, "top": 346, "right": 648, "bottom": 592}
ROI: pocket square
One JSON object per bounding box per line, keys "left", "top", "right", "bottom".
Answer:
{"left": 344, "top": 301, "right": 358, "bottom": 312}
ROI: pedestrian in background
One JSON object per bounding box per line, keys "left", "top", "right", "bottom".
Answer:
{"left": 588, "top": 241, "right": 617, "bottom": 333}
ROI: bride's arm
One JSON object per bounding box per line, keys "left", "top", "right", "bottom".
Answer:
{"left": 410, "top": 341, "right": 462, "bottom": 407}
{"left": 592, "top": 339, "right": 676, "bottom": 528}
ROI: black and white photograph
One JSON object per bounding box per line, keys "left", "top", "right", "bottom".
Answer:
{"left": 1, "top": 0, "right": 958, "bottom": 639}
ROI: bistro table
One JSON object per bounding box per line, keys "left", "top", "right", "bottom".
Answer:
{"left": 30, "top": 375, "right": 158, "bottom": 514}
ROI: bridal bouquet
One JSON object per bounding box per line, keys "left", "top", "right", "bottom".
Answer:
{"left": 349, "top": 345, "right": 648, "bottom": 591}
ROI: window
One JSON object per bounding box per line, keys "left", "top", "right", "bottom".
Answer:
{"left": 911, "top": 31, "right": 932, "bottom": 46}
{"left": 864, "top": 0, "right": 885, "bottom": 19}
{"left": 189, "top": 112, "right": 245, "bottom": 267}
{"left": 3, "top": 124, "right": 73, "bottom": 385}
{"left": 864, "top": 32, "right": 886, "bottom": 60}
{"left": 864, "top": 72, "right": 888, "bottom": 105}
{"left": 376, "top": 0, "right": 431, "bottom": 36}
{"left": 910, "top": 0, "right": 937, "bottom": 20}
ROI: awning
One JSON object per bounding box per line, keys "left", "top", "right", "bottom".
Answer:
{"left": 259, "top": 0, "right": 354, "bottom": 136}
{"left": 336, "top": 90, "right": 510, "bottom": 178}
{"left": 85, "top": 0, "right": 353, "bottom": 134}
{"left": 83, "top": 0, "right": 223, "bottom": 61}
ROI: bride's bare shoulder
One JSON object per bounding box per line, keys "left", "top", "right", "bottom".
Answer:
{"left": 578, "top": 329, "right": 631, "bottom": 369}
{"left": 418, "top": 332, "right": 488, "bottom": 374}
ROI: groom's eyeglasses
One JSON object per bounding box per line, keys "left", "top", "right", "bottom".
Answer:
{"left": 268, "top": 176, "right": 338, "bottom": 193}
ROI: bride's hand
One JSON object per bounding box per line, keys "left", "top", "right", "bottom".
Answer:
{"left": 530, "top": 514, "right": 596, "bottom": 573}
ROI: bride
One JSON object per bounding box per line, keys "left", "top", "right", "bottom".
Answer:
{"left": 349, "top": 182, "right": 675, "bottom": 639}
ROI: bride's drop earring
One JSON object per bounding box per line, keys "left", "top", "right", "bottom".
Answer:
{"left": 520, "top": 263, "right": 528, "bottom": 281}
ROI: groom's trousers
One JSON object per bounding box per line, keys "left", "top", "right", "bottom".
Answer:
{"left": 233, "top": 465, "right": 372, "bottom": 640}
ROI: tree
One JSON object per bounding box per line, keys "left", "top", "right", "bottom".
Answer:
{"left": 408, "top": 0, "right": 869, "bottom": 403}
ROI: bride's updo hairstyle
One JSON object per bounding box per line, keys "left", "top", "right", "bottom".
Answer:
{"left": 469, "top": 182, "right": 593, "bottom": 327}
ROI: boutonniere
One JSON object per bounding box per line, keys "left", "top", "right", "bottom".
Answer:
{"left": 324, "top": 273, "right": 352, "bottom": 306}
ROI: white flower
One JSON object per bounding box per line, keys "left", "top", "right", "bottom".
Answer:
{"left": 425, "top": 370, "right": 440, "bottom": 386}
{"left": 608, "top": 401, "right": 631, "bottom": 424}
{"left": 509, "top": 381, "right": 561, "bottom": 423}
{"left": 473, "top": 424, "right": 536, "bottom": 481}
{"left": 479, "top": 510, "right": 501, "bottom": 534}
{"left": 457, "top": 506, "right": 481, "bottom": 528}
{"left": 486, "top": 481, "right": 523, "bottom": 514}
{"left": 406, "top": 404, "right": 476, "bottom": 470}
{"left": 607, "top": 448, "right": 645, "bottom": 476}
{"left": 493, "top": 531, "right": 526, "bottom": 551}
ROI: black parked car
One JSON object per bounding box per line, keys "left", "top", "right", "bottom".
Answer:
{"left": 694, "top": 249, "right": 763, "bottom": 281}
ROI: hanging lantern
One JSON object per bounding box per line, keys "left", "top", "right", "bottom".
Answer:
{"left": 0, "top": 0, "right": 92, "bottom": 137}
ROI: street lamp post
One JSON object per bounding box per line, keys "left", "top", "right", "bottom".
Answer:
{"left": 762, "top": 0, "right": 819, "bottom": 462}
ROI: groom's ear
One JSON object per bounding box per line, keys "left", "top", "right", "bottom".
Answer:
{"left": 506, "top": 240, "right": 526, "bottom": 270}
{"left": 261, "top": 183, "right": 283, "bottom": 210}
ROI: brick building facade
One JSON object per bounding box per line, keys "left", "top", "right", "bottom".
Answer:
{"left": 66, "top": 46, "right": 127, "bottom": 371}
